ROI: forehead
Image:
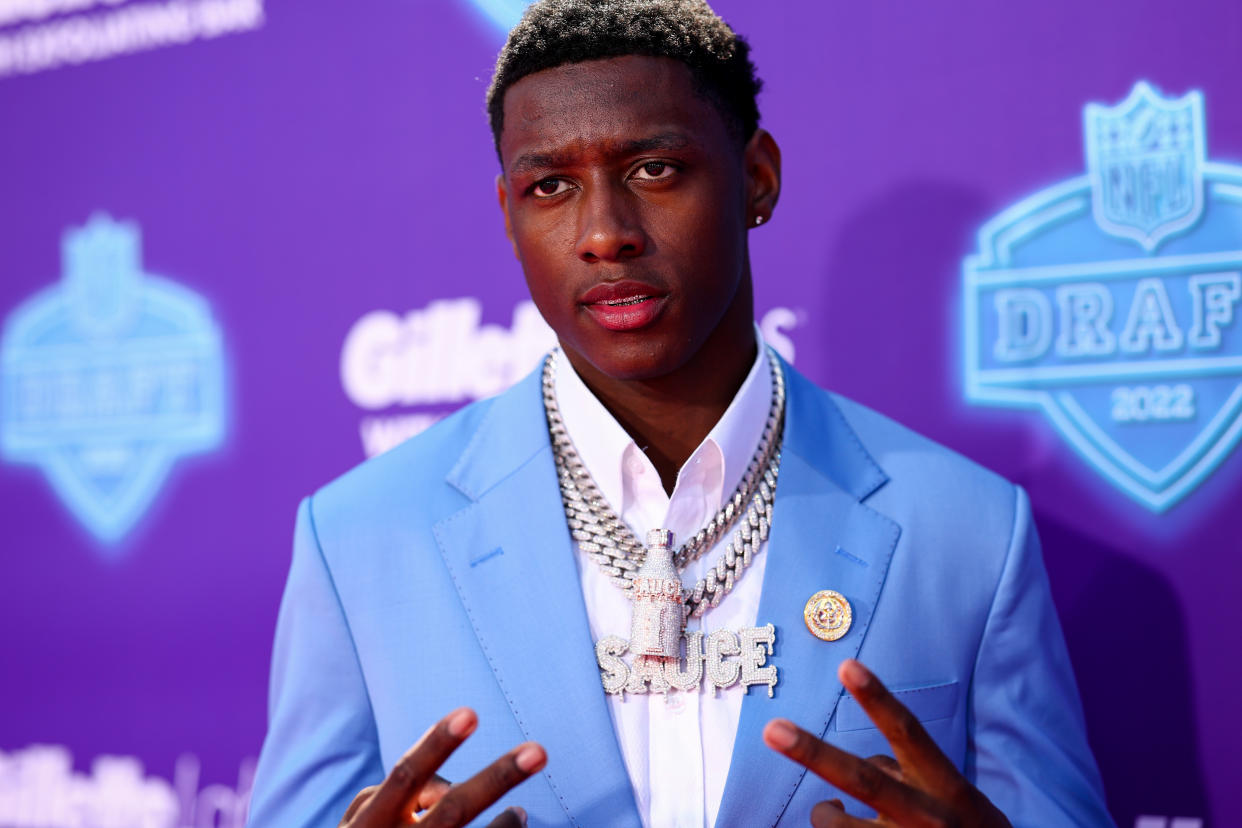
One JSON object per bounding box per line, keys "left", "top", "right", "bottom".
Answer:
{"left": 498, "top": 55, "right": 730, "bottom": 169}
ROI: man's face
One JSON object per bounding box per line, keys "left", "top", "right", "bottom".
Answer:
{"left": 497, "top": 55, "right": 756, "bottom": 382}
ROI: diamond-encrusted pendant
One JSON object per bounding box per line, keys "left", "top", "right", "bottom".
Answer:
{"left": 595, "top": 624, "right": 779, "bottom": 697}
{"left": 629, "top": 529, "right": 684, "bottom": 657}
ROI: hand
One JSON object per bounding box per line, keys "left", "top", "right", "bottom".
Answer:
{"left": 339, "top": 707, "right": 547, "bottom": 827}
{"left": 763, "top": 660, "right": 1011, "bottom": 827}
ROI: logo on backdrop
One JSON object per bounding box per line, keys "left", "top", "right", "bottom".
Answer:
{"left": 340, "top": 300, "right": 801, "bottom": 458}
{"left": 0, "top": 0, "right": 265, "bottom": 80}
{"left": 963, "top": 82, "right": 1242, "bottom": 511}
{"left": 0, "top": 213, "right": 227, "bottom": 545}
{"left": 0, "top": 744, "right": 253, "bottom": 828}
{"left": 461, "top": 0, "right": 527, "bottom": 32}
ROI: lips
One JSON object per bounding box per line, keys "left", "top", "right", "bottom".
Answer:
{"left": 579, "top": 280, "right": 667, "bottom": 331}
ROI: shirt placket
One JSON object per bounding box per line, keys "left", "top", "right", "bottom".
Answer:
{"left": 644, "top": 450, "right": 717, "bottom": 828}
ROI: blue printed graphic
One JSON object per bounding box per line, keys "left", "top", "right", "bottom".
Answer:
{"left": 1, "top": 214, "right": 227, "bottom": 545}
{"left": 963, "top": 82, "right": 1242, "bottom": 511}
{"left": 463, "top": 0, "right": 528, "bottom": 32}
{"left": 1085, "top": 82, "right": 1205, "bottom": 251}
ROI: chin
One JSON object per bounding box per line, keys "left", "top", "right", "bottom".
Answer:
{"left": 565, "top": 330, "right": 692, "bottom": 383}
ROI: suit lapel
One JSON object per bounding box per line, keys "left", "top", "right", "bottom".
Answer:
{"left": 715, "top": 362, "right": 901, "bottom": 827}
{"left": 434, "top": 364, "right": 641, "bottom": 828}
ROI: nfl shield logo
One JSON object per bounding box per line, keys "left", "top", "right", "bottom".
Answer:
{"left": 963, "top": 82, "right": 1242, "bottom": 512}
{"left": 1085, "top": 82, "right": 1206, "bottom": 251}
{"left": 1, "top": 214, "right": 227, "bottom": 548}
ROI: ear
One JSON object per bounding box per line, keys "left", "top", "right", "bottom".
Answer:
{"left": 743, "top": 128, "right": 782, "bottom": 228}
{"left": 496, "top": 174, "right": 521, "bottom": 261}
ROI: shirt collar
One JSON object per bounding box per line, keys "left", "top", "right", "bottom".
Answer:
{"left": 552, "top": 326, "right": 773, "bottom": 526}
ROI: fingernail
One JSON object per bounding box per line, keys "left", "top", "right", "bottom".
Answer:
{"left": 840, "top": 659, "right": 869, "bottom": 688}
{"left": 507, "top": 806, "right": 527, "bottom": 825}
{"left": 765, "top": 718, "right": 798, "bottom": 751}
{"left": 515, "top": 744, "right": 545, "bottom": 772}
{"left": 447, "top": 708, "right": 475, "bottom": 738}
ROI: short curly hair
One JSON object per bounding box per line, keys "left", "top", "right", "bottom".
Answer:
{"left": 486, "top": 0, "right": 762, "bottom": 157}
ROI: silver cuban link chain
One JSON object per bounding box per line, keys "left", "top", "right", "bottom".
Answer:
{"left": 542, "top": 346, "right": 786, "bottom": 618}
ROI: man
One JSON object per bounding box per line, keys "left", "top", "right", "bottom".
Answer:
{"left": 248, "top": 1, "right": 1114, "bottom": 826}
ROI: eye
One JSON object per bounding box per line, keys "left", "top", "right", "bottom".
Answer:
{"left": 633, "top": 161, "right": 675, "bottom": 180}
{"left": 532, "top": 178, "right": 571, "bottom": 198}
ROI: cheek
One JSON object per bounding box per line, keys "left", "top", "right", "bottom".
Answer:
{"left": 512, "top": 228, "right": 566, "bottom": 291}
{"left": 656, "top": 209, "right": 745, "bottom": 291}
{"left": 653, "top": 182, "right": 743, "bottom": 255}
{"left": 524, "top": 282, "right": 565, "bottom": 324}
{"left": 513, "top": 211, "right": 574, "bottom": 267}
{"left": 516, "top": 252, "right": 576, "bottom": 332}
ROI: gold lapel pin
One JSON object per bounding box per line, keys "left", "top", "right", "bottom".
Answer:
{"left": 804, "top": 590, "right": 852, "bottom": 641}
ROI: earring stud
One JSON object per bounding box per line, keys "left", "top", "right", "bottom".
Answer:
{"left": 754, "top": 215, "right": 765, "bottom": 226}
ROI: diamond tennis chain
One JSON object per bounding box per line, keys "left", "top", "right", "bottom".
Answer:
{"left": 542, "top": 347, "right": 786, "bottom": 618}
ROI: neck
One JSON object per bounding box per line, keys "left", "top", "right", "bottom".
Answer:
{"left": 563, "top": 293, "right": 757, "bottom": 495}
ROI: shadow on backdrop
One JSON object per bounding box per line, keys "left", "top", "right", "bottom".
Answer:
{"left": 1040, "top": 513, "right": 1209, "bottom": 828}
{"left": 815, "top": 178, "right": 998, "bottom": 448}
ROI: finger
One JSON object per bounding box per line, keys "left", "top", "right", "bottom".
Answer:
{"left": 810, "top": 799, "right": 872, "bottom": 827}
{"left": 764, "top": 718, "right": 942, "bottom": 827}
{"left": 838, "top": 660, "right": 962, "bottom": 793}
{"left": 354, "top": 708, "right": 478, "bottom": 822}
{"left": 864, "top": 755, "right": 904, "bottom": 783}
{"left": 390, "top": 775, "right": 453, "bottom": 826}
{"left": 340, "top": 786, "right": 379, "bottom": 824}
{"left": 485, "top": 806, "right": 527, "bottom": 828}
{"left": 412, "top": 774, "right": 452, "bottom": 812}
{"left": 420, "top": 742, "right": 547, "bottom": 828}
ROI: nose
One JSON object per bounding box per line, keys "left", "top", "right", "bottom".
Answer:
{"left": 575, "top": 182, "right": 646, "bottom": 263}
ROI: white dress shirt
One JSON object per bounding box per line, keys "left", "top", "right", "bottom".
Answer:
{"left": 553, "top": 337, "right": 773, "bottom": 828}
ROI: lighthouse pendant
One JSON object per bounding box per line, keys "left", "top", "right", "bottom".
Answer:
{"left": 629, "top": 529, "right": 685, "bottom": 657}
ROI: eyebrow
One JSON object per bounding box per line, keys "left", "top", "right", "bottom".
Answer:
{"left": 507, "top": 133, "right": 692, "bottom": 177}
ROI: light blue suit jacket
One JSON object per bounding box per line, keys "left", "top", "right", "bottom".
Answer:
{"left": 248, "top": 358, "right": 1113, "bottom": 827}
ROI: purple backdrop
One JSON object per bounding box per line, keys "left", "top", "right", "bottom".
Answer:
{"left": 2, "top": 1, "right": 1239, "bottom": 826}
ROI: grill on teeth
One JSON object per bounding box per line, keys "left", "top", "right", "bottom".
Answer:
{"left": 606, "top": 296, "right": 649, "bottom": 306}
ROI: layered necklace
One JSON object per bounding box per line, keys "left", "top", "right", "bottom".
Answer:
{"left": 542, "top": 347, "right": 786, "bottom": 697}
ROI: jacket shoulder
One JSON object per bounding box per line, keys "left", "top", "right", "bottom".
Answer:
{"left": 829, "top": 392, "right": 1009, "bottom": 492}
{"left": 816, "top": 385, "right": 1020, "bottom": 548}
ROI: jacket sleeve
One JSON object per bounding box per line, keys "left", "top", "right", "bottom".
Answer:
{"left": 967, "top": 485, "right": 1115, "bottom": 827}
{"left": 247, "top": 496, "right": 386, "bottom": 827}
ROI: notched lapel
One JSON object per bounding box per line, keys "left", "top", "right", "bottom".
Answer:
{"left": 434, "top": 368, "right": 641, "bottom": 828}
{"left": 715, "top": 370, "right": 901, "bottom": 828}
